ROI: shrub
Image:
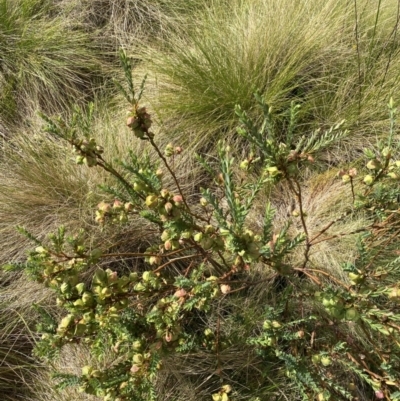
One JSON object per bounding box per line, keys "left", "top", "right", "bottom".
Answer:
{"left": 7, "top": 51, "right": 400, "bottom": 401}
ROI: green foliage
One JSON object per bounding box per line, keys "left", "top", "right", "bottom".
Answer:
{"left": 8, "top": 51, "right": 400, "bottom": 401}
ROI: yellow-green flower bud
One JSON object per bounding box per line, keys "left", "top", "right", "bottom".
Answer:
{"left": 363, "top": 175, "right": 374, "bottom": 185}
{"left": 146, "top": 195, "right": 159, "bottom": 209}
{"left": 366, "top": 159, "right": 381, "bottom": 170}
{"left": 321, "top": 356, "right": 332, "bottom": 367}
{"left": 341, "top": 174, "right": 351, "bottom": 183}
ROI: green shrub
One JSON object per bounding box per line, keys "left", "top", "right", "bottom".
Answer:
{"left": 7, "top": 52, "right": 400, "bottom": 401}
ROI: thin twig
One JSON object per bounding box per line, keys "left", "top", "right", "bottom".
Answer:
{"left": 148, "top": 136, "right": 208, "bottom": 223}
{"left": 153, "top": 253, "right": 203, "bottom": 273}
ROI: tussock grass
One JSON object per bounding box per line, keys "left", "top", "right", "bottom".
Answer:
{"left": 0, "top": 0, "right": 105, "bottom": 134}
{"left": 0, "top": 94, "right": 151, "bottom": 261}
{"left": 0, "top": 130, "right": 96, "bottom": 264}
{"left": 0, "top": 292, "right": 42, "bottom": 401}
{"left": 267, "top": 170, "right": 368, "bottom": 280}
{"left": 138, "top": 0, "right": 400, "bottom": 154}
{"left": 55, "top": 0, "right": 212, "bottom": 50}
{"left": 29, "top": 344, "right": 102, "bottom": 401}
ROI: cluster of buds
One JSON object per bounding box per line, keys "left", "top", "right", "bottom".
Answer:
{"left": 72, "top": 137, "right": 104, "bottom": 167}
{"left": 56, "top": 303, "right": 96, "bottom": 338}
{"left": 159, "top": 225, "right": 194, "bottom": 253}
{"left": 287, "top": 149, "right": 314, "bottom": 164}
{"left": 265, "top": 165, "right": 282, "bottom": 179}
{"left": 146, "top": 189, "right": 184, "bottom": 224}
{"left": 311, "top": 354, "right": 333, "bottom": 368}
{"left": 387, "top": 159, "right": 400, "bottom": 180}
{"left": 220, "top": 228, "right": 262, "bottom": 262}
{"left": 149, "top": 297, "right": 182, "bottom": 342}
{"left": 239, "top": 153, "right": 260, "bottom": 171}
{"left": 144, "top": 245, "right": 162, "bottom": 266}
{"left": 362, "top": 147, "right": 394, "bottom": 185}
{"left": 315, "top": 292, "right": 359, "bottom": 321}
{"left": 337, "top": 168, "right": 357, "bottom": 183}
{"left": 132, "top": 270, "right": 162, "bottom": 293}
{"left": 388, "top": 286, "right": 400, "bottom": 301}
{"left": 164, "top": 143, "right": 183, "bottom": 157}
{"left": 193, "top": 225, "right": 224, "bottom": 251}
{"left": 212, "top": 385, "right": 232, "bottom": 401}
{"left": 95, "top": 200, "right": 133, "bottom": 224}
{"left": 130, "top": 351, "right": 153, "bottom": 376}
{"left": 126, "top": 106, "right": 153, "bottom": 139}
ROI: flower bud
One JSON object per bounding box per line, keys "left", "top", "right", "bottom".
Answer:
{"left": 341, "top": 174, "right": 351, "bottom": 183}
{"left": 98, "top": 201, "right": 111, "bottom": 213}
{"left": 149, "top": 255, "right": 161, "bottom": 266}
{"left": 200, "top": 197, "right": 208, "bottom": 206}
{"left": 194, "top": 232, "right": 203, "bottom": 242}
{"left": 204, "top": 225, "right": 215, "bottom": 234}
{"left": 267, "top": 166, "right": 280, "bottom": 177}
{"left": 146, "top": 195, "right": 159, "bottom": 209}
{"left": 142, "top": 271, "right": 152, "bottom": 281}
{"left": 220, "top": 284, "right": 231, "bottom": 294}
{"left": 172, "top": 195, "right": 183, "bottom": 207}
{"left": 101, "top": 288, "right": 112, "bottom": 297}
{"left": 366, "top": 159, "right": 381, "bottom": 170}
{"left": 82, "top": 292, "right": 94, "bottom": 306}
{"left": 174, "top": 288, "right": 187, "bottom": 298}
{"left": 130, "top": 364, "right": 140, "bottom": 374}
{"left": 382, "top": 147, "right": 392, "bottom": 159}
{"left": 133, "top": 354, "right": 144, "bottom": 365}
{"left": 126, "top": 116, "right": 138, "bottom": 128}
{"left": 124, "top": 202, "right": 134, "bottom": 212}
{"left": 363, "top": 175, "right": 374, "bottom": 185}
{"left": 160, "top": 188, "right": 170, "bottom": 198}
{"left": 164, "top": 202, "right": 174, "bottom": 214}
{"left": 75, "top": 283, "right": 85, "bottom": 294}
{"left": 134, "top": 283, "right": 146, "bottom": 292}
{"left": 240, "top": 160, "right": 249, "bottom": 170}
{"left": 82, "top": 365, "right": 93, "bottom": 376}
{"left": 348, "top": 168, "right": 357, "bottom": 177}
{"left": 165, "top": 143, "right": 174, "bottom": 157}
{"left": 222, "top": 385, "right": 232, "bottom": 394}
{"left": 113, "top": 199, "right": 123, "bottom": 210}
{"left": 58, "top": 314, "right": 74, "bottom": 330}
{"left": 320, "top": 356, "right": 332, "bottom": 366}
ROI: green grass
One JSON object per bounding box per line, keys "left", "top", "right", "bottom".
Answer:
{"left": 0, "top": 284, "right": 42, "bottom": 401}
{"left": 137, "top": 0, "right": 400, "bottom": 153}
{"left": 0, "top": 0, "right": 105, "bottom": 132}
